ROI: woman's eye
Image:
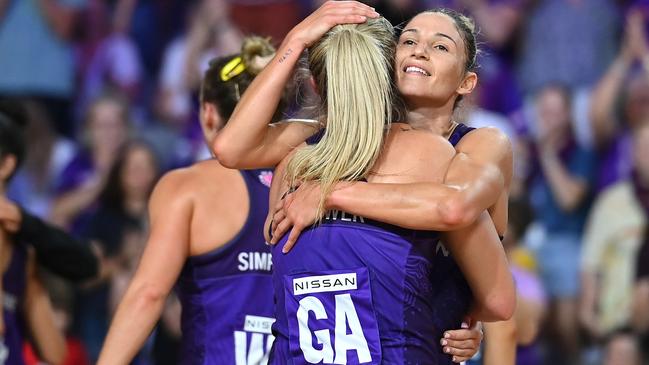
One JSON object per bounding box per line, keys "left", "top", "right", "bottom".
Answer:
{"left": 402, "top": 39, "right": 416, "bottom": 46}
{"left": 434, "top": 44, "right": 449, "bottom": 52}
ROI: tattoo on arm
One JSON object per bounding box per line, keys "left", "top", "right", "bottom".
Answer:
{"left": 278, "top": 48, "right": 293, "bottom": 64}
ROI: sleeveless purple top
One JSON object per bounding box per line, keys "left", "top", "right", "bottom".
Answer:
{"left": 175, "top": 169, "right": 275, "bottom": 365}
{"left": 270, "top": 207, "right": 442, "bottom": 364}
{"left": 428, "top": 123, "right": 477, "bottom": 364}
{"left": 1, "top": 245, "right": 27, "bottom": 365}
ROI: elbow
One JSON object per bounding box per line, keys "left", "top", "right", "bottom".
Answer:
{"left": 127, "top": 282, "right": 168, "bottom": 315}
{"left": 211, "top": 136, "right": 240, "bottom": 169}
{"left": 438, "top": 195, "right": 477, "bottom": 230}
{"left": 482, "top": 285, "right": 517, "bottom": 322}
{"left": 135, "top": 283, "right": 167, "bottom": 308}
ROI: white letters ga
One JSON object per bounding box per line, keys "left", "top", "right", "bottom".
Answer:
{"left": 297, "top": 294, "right": 372, "bottom": 364}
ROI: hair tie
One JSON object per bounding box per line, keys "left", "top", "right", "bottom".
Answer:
{"left": 220, "top": 56, "right": 246, "bottom": 82}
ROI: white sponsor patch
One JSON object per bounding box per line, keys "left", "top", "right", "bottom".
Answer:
{"left": 293, "top": 273, "right": 357, "bottom": 295}
{"left": 243, "top": 315, "right": 276, "bottom": 334}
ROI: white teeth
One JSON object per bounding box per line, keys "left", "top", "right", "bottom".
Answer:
{"left": 405, "top": 66, "right": 430, "bottom": 76}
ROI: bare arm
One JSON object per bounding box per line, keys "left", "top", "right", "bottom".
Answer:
{"left": 23, "top": 252, "right": 66, "bottom": 365}
{"left": 589, "top": 56, "right": 630, "bottom": 146}
{"left": 212, "top": 1, "right": 378, "bottom": 168}
{"left": 97, "top": 172, "right": 192, "bottom": 365}
{"left": 326, "top": 128, "right": 512, "bottom": 231}
{"left": 50, "top": 178, "right": 105, "bottom": 228}
{"left": 463, "top": 0, "right": 521, "bottom": 48}
{"left": 632, "top": 279, "right": 649, "bottom": 333}
{"left": 443, "top": 211, "right": 516, "bottom": 322}
{"left": 538, "top": 148, "right": 589, "bottom": 212}
{"left": 37, "top": 0, "right": 80, "bottom": 40}
{"left": 481, "top": 319, "right": 517, "bottom": 365}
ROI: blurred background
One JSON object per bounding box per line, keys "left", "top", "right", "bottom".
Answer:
{"left": 1, "top": 0, "right": 648, "bottom": 364}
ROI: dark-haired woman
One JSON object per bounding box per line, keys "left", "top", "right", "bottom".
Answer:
{"left": 97, "top": 37, "right": 286, "bottom": 365}
{"left": 213, "top": 3, "right": 514, "bottom": 363}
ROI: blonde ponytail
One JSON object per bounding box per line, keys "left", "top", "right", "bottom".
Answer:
{"left": 286, "top": 17, "right": 396, "bottom": 219}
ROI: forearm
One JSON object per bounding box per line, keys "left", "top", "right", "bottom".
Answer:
{"left": 632, "top": 280, "right": 649, "bottom": 333}
{"left": 50, "top": 185, "right": 102, "bottom": 227}
{"left": 17, "top": 209, "right": 98, "bottom": 281}
{"left": 327, "top": 164, "right": 500, "bottom": 231}
{"left": 327, "top": 181, "right": 471, "bottom": 231}
{"left": 579, "top": 271, "right": 598, "bottom": 319}
{"left": 482, "top": 320, "right": 517, "bottom": 365}
{"left": 98, "top": 281, "right": 167, "bottom": 365}
{"left": 25, "top": 272, "right": 66, "bottom": 364}
{"left": 539, "top": 152, "right": 587, "bottom": 211}
{"left": 445, "top": 212, "right": 516, "bottom": 322}
{"left": 589, "top": 57, "right": 629, "bottom": 145}
{"left": 212, "top": 37, "right": 306, "bottom": 168}
{"left": 514, "top": 297, "right": 544, "bottom": 345}
{"left": 468, "top": 3, "right": 517, "bottom": 47}
{"left": 37, "top": 0, "right": 77, "bottom": 40}
{"left": 182, "top": 23, "right": 211, "bottom": 92}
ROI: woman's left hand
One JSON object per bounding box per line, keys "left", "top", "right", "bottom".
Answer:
{"left": 270, "top": 182, "right": 323, "bottom": 252}
{"left": 440, "top": 318, "right": 483, "bottom": 363}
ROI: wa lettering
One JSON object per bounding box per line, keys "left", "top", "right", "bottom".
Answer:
{"left": 297, "top": 294, "right": 372, "bottom": 364}
{"left": 234, "top": 331, "right": 274, "bottom": 365}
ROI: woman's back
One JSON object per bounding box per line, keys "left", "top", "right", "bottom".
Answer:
{"left": 163, "top": 161, "right": 275, "bottom": 364}
{"left": 270, "top": 126, "right": 456, "bottom": 364}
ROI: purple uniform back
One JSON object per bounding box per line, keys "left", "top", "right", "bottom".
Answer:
{"left": 1, "top": 245, "right": 27, "bottom": 365}
{"left": 270, "top": 210, "right": 441, "bottom": 364}
{"left": 429, "top": 123, "right": 477, "bottom": 364}
{"left": 175, "top": 169, "right": 275, "bottom": 365}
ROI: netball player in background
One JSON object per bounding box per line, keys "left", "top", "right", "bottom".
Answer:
{"left": 0, "top": 102, "right": 66, "bottom": 365}
{"left": 213, "top": 3, "right": 514, "bottom": 362}
{"left": 96, "top": 37, "right": 280, "bottom": 365}
{"left": 231, "top": 8, "right": 513, "bottom": 364}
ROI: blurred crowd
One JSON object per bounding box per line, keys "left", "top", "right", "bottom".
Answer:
{"left": 1, "top": 0, "right": 649, "bottom": 364}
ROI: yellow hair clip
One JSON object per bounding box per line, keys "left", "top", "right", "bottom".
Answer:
{"left": 220, "top": 56, "right": 246, "bottom": 82}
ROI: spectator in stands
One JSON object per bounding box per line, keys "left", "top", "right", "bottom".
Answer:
{"left": 51, "top": 93, "right": 131, "bottom": 230}
{"left": 74, "top": 140, "right": 159, "bottom": 362}
{"left": 528, "top": 84, "right": 596, "bottom": 365}
{"left": 590, "top": 9, "right": 649, "bottom": 191}
{"left": 580, "top": 123, "right": 649, "bottom": 345}
{"left": 0, "top": 0, "right": 86, "bottom": 137}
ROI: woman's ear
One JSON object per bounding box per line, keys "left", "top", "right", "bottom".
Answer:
{"left": 457, "top": 72, "right": 477, "bottom": 96}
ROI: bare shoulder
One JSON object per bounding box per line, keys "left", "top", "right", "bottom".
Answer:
{"left": 389, "top": 126, "right": 455, "bottom": 159}
{"left": 148, "top": 168, "right": 197, "bottom": 212}
{"left": 458, "top": 126, "right": 512, "bottom": 154}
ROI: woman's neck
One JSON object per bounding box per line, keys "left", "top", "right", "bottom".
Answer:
{"left": 406, "top": 106, "right": 455, "bottom": 137}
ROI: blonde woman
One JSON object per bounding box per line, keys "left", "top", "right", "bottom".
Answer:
{"left": 214, "top": 3, "right": 515, "bottom": 362}
{"left": 245, "top": 6, "right": 514, "bottom": 364}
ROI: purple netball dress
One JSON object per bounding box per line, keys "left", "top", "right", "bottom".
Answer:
{"left": 270, "top": 209, "right": 441, "bottom": 365}
{"left": 175, "top": 169, "right": 275, "bottom": 365}
{"left": 1, "top": 245, "right": 27, "bottom": 365}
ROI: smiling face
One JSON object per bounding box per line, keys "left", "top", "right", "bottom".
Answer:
{"left": 395, "top": 11, "right": 477, "bottom": 110}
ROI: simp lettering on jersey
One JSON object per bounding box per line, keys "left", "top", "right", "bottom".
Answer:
{"left": 238, "top": 252, "right": 273, "bottom": 272}
{"left": 323, "top": 210, "right": 365, "bottom": 223}
{"left": 285, "top": 269, "right": 382, "bottom": 364}
{"left": 234, "top": 315, "right": 276, "bottom": 365}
